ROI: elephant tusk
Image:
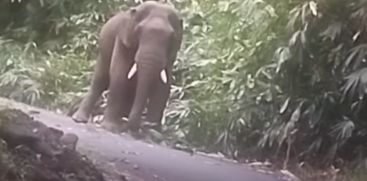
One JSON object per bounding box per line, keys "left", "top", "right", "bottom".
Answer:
{"left": 127, "top": 63, "right": 137, "bottom": 79}
{"left": 160, "top": 69, "right": 168, "bottom": 84}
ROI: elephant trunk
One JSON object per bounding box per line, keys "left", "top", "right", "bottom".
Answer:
{"left": 126, "top": 32, "right": 170, "bottom": 130}
{"left": 127, "top": 62, "right": 164, "bottom": 131}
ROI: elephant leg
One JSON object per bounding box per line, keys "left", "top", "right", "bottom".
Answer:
{"left": 72, "top": 54, "right": 109, "bottom": 123}
{"left": 101, "top": 40, "right": 131, "bottom": 133}
{"left": 121, "top": 83, "right": 135, "bottom": 118}
{"left": 126, "top": 66, "right": 154, "bottom": 132}
{"left": 145, "top": 83, "right": 170, "bottom": 132}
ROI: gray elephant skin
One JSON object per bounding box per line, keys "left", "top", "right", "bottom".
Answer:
{"left": 72, "top": 1, "right": 183, "bottom": 133}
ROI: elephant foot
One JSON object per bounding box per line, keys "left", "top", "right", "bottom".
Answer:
{"left": 128, "top": 129, "right": 146, "bottom": 140}
{"left": 125, "top": 121, "right": 145, "bottom": 139}
{"left": 101, "top": 119, "right": 127, "bottom": 133}
{"left": 71, "top": 112, "right": 89, "bottom": 124}
{"left": 127, "top": 121, "right": 141, "bottom": 133}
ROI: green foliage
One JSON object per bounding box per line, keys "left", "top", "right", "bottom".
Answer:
{"left": 168, "top": 0, "right": 367, "bottom": 170}
{"left": 257, "top": 0, "right": 367, "bottom": 167}
{"left": 0, "top": 0, "right": 130, "bottom": 109}
{"left": 167, "top": 0, "right": 284, "bottom": 153}
{"left": 0, "top": 38, "right": 91, "bottom": 109}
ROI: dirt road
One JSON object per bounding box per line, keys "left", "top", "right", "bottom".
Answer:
{"left": 0, "top": 97, "right": 291, "bottom": 181}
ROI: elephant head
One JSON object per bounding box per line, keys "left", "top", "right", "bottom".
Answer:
{"left": 122, "top": 1, "right": 183, "bottom": 131}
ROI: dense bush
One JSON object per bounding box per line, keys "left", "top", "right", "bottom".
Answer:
{"left": 2, "top": 0, "right": 367, "bottom": 174}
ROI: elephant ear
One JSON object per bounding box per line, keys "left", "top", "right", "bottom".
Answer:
{"left": 168, "top": 18, "right": 183, "bottom": 67}
{"left": 122, "top": 7, "right": 139, "bottom": 48}
{"left": 174, "top": 18, "right": 183, "bottom": 51}
{"left": 179, "top": 19, "right": 183, "bottom": 29}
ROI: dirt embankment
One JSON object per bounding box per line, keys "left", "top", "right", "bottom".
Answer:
{"left": 0, "top": 108, "right": 105, "bottom": 181}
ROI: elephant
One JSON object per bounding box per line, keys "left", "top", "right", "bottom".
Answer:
{"left": 71, "top": 1, "right": 183, "bottom": 133}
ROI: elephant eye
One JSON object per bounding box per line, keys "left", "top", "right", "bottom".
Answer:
{"left": 130, "top": 8, "right": 137, "bottom": 14}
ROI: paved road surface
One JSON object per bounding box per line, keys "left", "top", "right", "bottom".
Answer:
{"left": 0, "top": 98, "right": 289, "bottom": 181}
